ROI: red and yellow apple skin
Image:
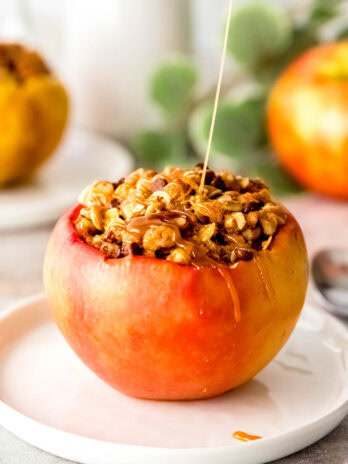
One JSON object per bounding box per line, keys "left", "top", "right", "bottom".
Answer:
{"left": 44, "top": 204, "right": 308, "bottom": 400}
{"left": 268, "top": 41, "right": 348, "bottom": 200}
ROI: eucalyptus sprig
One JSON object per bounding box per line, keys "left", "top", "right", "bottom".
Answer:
{"left": 131, "top": 0, "right": 344, "bottom": 196}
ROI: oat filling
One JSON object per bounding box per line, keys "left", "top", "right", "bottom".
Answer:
{"left": 0, "top": 44, "right": 49, "bottom": 83}
{"left": 74, "top": 165, "right": 288, "bottom": 267}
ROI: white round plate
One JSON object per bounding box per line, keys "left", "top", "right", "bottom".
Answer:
{"left": 0, "top": 128, "right": 134, "bottom": 231}
{"left": 0, "top": 295, "right": 347, "bottom": 464}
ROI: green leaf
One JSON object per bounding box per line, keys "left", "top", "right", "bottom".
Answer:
{"left": 149, "top": 57, "right": 198, "bottom": 116}
{"left": 212, "top": 97, "right": 266, "bottom": 154}
{"left": 189, "top": 95, "right": 266, "bottom": 161}
{"left": 254, "top": 27, "right": 318, "bottom": 87}
{"left": 338, "top": 28, "right": 348, "bottom": 40}
{"left": 251, "top": 154, "right": 303, "bottom": 197}
{"left": 309, "top": 0, "right": 341, "bottom": 26}
{"left": 132, "top": 129, "right": 192, "bottom": 170}
{"left": 227, "top": 1, "right": 292, "bottom": 68}
{"left": 188, "top": 101, "right": 212, "bottom": 157}
{"left": 132, "top": 130, "right": 173, "bottom": 167}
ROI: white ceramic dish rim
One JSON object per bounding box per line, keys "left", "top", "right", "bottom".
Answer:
{"left": 0, "top": 294, "right": 347, "bottom": 463}
{"left": 0, "top": 127, "right": 135, "bottom": 231}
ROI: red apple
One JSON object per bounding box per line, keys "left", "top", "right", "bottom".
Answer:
{"left": 44, "top": 204, "right": 308, "bottom": 400}
{"left": 268, "top": 41, "right": 348, "bottom": 199}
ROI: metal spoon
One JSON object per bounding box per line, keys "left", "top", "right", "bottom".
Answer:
{"left": 312, "top": 249, "right": 348, "bottom": 318}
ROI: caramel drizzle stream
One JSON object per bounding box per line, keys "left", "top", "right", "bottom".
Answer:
{"left": 232, "top": 431, "right": 262, "bottom": 442}
{"left": 253, "top": 254, "right": 275, "bottom": 298}
{"left": 199, "top": 0, "right": 234, "bottom": 194}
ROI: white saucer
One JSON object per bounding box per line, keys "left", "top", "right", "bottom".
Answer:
{"left": 0, "top": 128, "right": 134, "bottom": 231}
{"left": 0, "top": 295, "right": 347, "bottom": 464}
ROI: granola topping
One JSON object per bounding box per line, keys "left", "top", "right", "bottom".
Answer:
{"left": 75, "top": 165, "right": 288, "bottom": 267}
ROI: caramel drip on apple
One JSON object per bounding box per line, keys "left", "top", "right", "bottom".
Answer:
{"left": 232, "top": 431, "right": 262, "bottom": 442}
{"left": 128, "top": 214, "right": 241, "bottom": 322}
{"left": 218, "top": 267, "right": 241, "bottom": 322}
{"left": 199, "top": 0, "right": 234, "bottom": 194}
{"left": 253, "top": 255, "right": 275, "bottom": 299}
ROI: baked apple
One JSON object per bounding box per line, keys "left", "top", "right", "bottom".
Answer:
{"left": 44, "top": 166, "right": 308, "bottom": 400}
{"left": 0, "top": 43, "right": 68, "bottom": 187}
{"left": 268, "top": 41, "right": 348, "bottom": 200}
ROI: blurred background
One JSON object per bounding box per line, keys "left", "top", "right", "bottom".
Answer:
{"left": 0, "top": 0, "right": 347, "bottom": 304}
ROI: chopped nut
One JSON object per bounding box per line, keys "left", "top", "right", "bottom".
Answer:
{"left": 246, "top": 211, "right": 259, "bottom": 228}
{"left": 90, "top": 205, "right": 104, "bottom": 230}
{"left": 224, "top": 212, "right": 246, "bottom": 231}
{"left": 225, "top": 214, "right": 234, "bottom": 231}
{"left": 167, "top": 247, "right": 191, "bottom": 265}
{"left": 260, "top": 212, "right": 278, "bottom": 236}
{"left": 121, "top": 191, "right": 147, "bottom": 220}
{"left": 76, "top": 217, "right": 97, "bottom": 236}
{"left": 104, "top": 208, "right": 123, "bottom": 227}
{"left": 239, "top": 177, "right": 250, "bottom": 190}
{"left": 163, "top": 179, "right": 190, "bottom": 202}
{"left": 232, "top": 212, "right": 246, "bottom": 231}
{"left": 254, "top": 188, "right": 271, "bottom": 203}
{"left": 204, "top": 239, "right": 219, "bottom": 254}
{"left": 219, "top": 172, "right": 240, "bottom": 191}
{"left": 126, "top": 168, "right": 156, "bottom": 187}
{"left": 242, "top": 227, "right": 261, "bottom": 241}
{"left": 114, "top": 182, "right": 133, "bottom": 201}
{"left": 218, "top": 193, "right": 243, "bottom": 212}
{"left": 143, "top": 225, "right": 176, "bottom": 251}
{"left": 136, "top": 178, "right": 153, "bottom": 195}
{"left": 197, "top": 223, "right": 216, "bottom": 242}
{"left": 149, "top": 190, "right": 172, "bottom": 207}
{"left": 145, "top": 200, "right": 165, "bottom": 215}
{"left": 192, "top": 200, "right": 223, "bottom": 224}
{"left": 79, "top": 208, "right": 91, "bottom": 219}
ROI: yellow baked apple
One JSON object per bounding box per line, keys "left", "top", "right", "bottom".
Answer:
{"left": 0, "top": 43, "right": 68, "bottom": 187}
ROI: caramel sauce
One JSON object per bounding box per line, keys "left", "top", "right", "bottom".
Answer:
{"left": 253, "top": 254, "right": 275, "bottom": 299}
{"left": 218, "top": 268, "right": 241, "bottom": 322}
{"left": 127, "top": 214, "right": 214, "bottom": 267}
{"left": 199, "top": 0, "right": 233, "bottom": 193}
{"left": 127, "top": 216, "right": 167, "bottom": 237}
{"left": 232, "top": 431, "right": 262, "bottom": 442}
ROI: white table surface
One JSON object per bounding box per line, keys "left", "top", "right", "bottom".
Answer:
{"left": 0, "top": 194, "right": 347, "bottom": 464}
